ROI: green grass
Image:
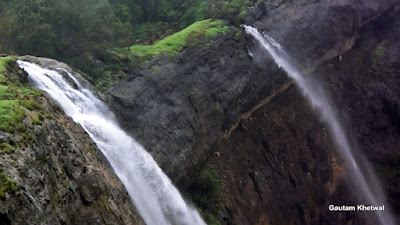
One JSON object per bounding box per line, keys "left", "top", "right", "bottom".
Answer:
{"left": 0, "top": 171, "right": 18, "bottom": 200}
{"left": 128, "top": 19, "right": 229, "bottom": 59}
{"left": 0, "top": 86, "right": 9, "bottom": 98}
{"left": 0, "top": 100, "right": 25, "bottom": 133}
{"left": 0, "top": 143, "right": 15, "bottom": 154}
{"left": 17, "top": 87, "right": 42, "bottom": 97}
{"left": 0, "top": 57, "right": 45, "bottom": 133}
{"left": 0, "top": 57, "right": 15, "bottom": 73}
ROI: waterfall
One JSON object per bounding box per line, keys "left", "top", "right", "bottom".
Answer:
{"left": 244, "top": 26, "right": 396, "bottom": 225}
{"left": 17, "top": 60, "right": 206, "bottom": 225}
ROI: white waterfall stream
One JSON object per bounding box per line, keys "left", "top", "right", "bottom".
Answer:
{"left": 17, "top": 60, "right": 206, "bottom": 225}
{"left": 244, "top": 25, "right": 396, "bottom": 225}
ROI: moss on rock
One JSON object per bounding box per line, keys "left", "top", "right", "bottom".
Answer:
{"left": 0, "top": 57, "right": 15, "bottom": 73}
{"left": 0, "top": 57, "right": 44, "bottom": 133}
{"left": 128, "top": 19, "right": 230, "bottom": 59}
{"left": 0, "top": 171, "right": 18, "bottom": 200}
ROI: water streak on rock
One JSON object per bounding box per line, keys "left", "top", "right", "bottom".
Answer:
{"left": 244, "top": 25, "right": 395, "bottom": 225}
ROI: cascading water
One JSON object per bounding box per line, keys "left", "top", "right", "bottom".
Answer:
{"left": 244, "top": 25, "right": 396, "bottom": 225}
{"left": 17, "top": 60, "right": 206, "bottom": 225}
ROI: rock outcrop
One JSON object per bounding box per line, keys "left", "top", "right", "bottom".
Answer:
{"left": 107, "top": 0, "right": 399, "bottom": 186}
{"left": 245, "top": 0, "right": 399, "bottom": 73}
{"left": 106, "top": 0, "right": 400, "bottom": 224}
{"left": 197, "top": 6, "right": 400, "bottom": 225}
{"left": 0, "top": 59, "right": 144, "bottom": 225}
{"left": 107, "top": 27, "right": 288, "bottom": 184}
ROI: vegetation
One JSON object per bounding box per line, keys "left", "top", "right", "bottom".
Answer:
{"left": 0, "top": 57, "right": 42, "bottom": 133}
{"left": 100, "top": 195, "right": 111, "bottom": 212}
{"left": 188, "top": 164, "right": 225, "bottom": 225}
{"left": 0, "top": 169, "right": 19, "bottom": 200}
{"left": 0, "top": 57, "right": 14, "bottom": 73}
{"left": 370, "top": 41, "right": 387, "bottom": 68}
{"left": 0, "top": 0, "right": 258, "bottom": 90}
{"left": 53, "top": 190, "right": 63, "bottom": 209}
{"left": 0, "top": 143, "right": 15, "bottom": 154}
{"left": 129, "top": 19, "right": 229, "bottom": 58}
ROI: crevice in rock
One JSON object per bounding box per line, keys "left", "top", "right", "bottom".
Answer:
{"left": 223, "top": 81, "right": 292, "bottom": 139}
{"left": 0, "top": 213, "right": 11, "bottom": 225}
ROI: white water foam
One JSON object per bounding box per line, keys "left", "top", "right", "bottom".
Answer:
{"left": 17, "top": 60, "right": 206, "bottom": 225}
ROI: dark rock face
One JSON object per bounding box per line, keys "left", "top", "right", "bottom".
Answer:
{"left": 245, "top": 0, "right": 400, "bottom": 73}
{"left": 207, "top": 7, "right": 400, "bottom": 225}
{"left": 106, "top": 1, "right": 400, "bottom": 225}
{"left": 107, "top": 29, "right": 288, "bottom": 184}
{"left": 107, "top": 0, "right": 399, "bottom": 188}
{"left": 208, "top": 85, "right": 355, "bottom": 225}
{"left": 0, "top": 61, "right": 144, "bottom": 225}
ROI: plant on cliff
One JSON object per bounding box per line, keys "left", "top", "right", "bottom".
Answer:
{"left": 188, "top": 164, "right": 225, "bottom": 224}
{"left": 0, "top": 57, "right": 14, "bottom": 73}
{"left": 128, "top": 19, "right": 229, "bottom": 59}
{"left": 0, "top": 170, "right": 18, "bottom": 200}
{"left": 0, "top": 0, "right": 256, "bottom": 92}
{"left": 0, "top": 57, "right": 42, "bottom": 133}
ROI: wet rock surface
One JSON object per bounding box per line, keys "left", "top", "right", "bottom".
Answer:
{"left": 107, "top": 0, "right": 399, "bottom": 224}
{"left": 0, "top": 60, "right": 144, "bottom": 225}
{"left": 245, "top": 0, "right": 400, "bottom": 72}
{"left": 107, "top": 0, "right": 399, "bottom": 187}
{"left": 207, "top": 7, "right": 400, "bottom": 225}
{"left": 107, "top": 29, "right": 288, "bottom": 184}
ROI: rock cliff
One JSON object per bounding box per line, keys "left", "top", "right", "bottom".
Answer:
{"left": 107, "top": 0, "right": 399, "bottom": 184}
{"left": 197, "top": 6, "right": 400, "bottom": 225}
{"left": 106, "top": 0, "right": 400, "bottom": 224}
{"left": 0, "top": 58, "right": 144, "bottom": 225}
{"left": 207, "top": 10, "right": 400, "bottom": 222}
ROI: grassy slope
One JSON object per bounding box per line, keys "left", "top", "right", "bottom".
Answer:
{"left": 128, "top": 19, "right": 230, "bottom": 58}
{"left": 0, "top": 56, "right": 46, "bottom": 199}
{"left": 95, "top": 19, "right": 231, "bottom": 92}
{"left": 0, "top": 57, "right": 42, "bottom": 133}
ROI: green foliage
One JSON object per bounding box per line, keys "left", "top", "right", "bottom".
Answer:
{"left": 0, "top": 57, "right": 45, "bottom": 133}
{"left": 7, "top": 0, "right": 131, "bottom": 58}
{"left": 0, "top": 0, "right": 254, "bottom": 92}
{"left": 0, "top": 143, "right": 15, "bottom": 154}
{"left": 198, "top": 208, "right": 221, "bottom": 225}
{"left": 53, "top": 190, "right": 63, "bottom": 209}
{"left": 0, "top": 171, "right": 18, "bottom": 200}
{"left": 31, "top": 114, "right": 43, "bottom": 126}
{"left": 0, "top": 57, "right": 14, "bottom": 73}
{"left": 17, "top": 88, "right": 42, "bottom": 97}
{"left": 131, "top": 21, "right": 167, "bottom": 43}
{"left": 181, "top": 0, "right": 251, "bottom": 27}
{"left": 61, "top": 179, "right": 69, "bottom": 187}
{"left": 20, "top": 99, "right": 42, "bottom": 111}
{"left": 129, "top": 19, "right": 229, "bottom": 58}
{"left": 0, "top": 100, "right": 25, "bottom": 133}
{"left": 370, "top": 41, "right": 387, "bottom": 68}
{"left": 100, "top": 195, "right": 111, "bottom": 212}
{"left": 188, "top": 164, "right": 225, "bottom": 224}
